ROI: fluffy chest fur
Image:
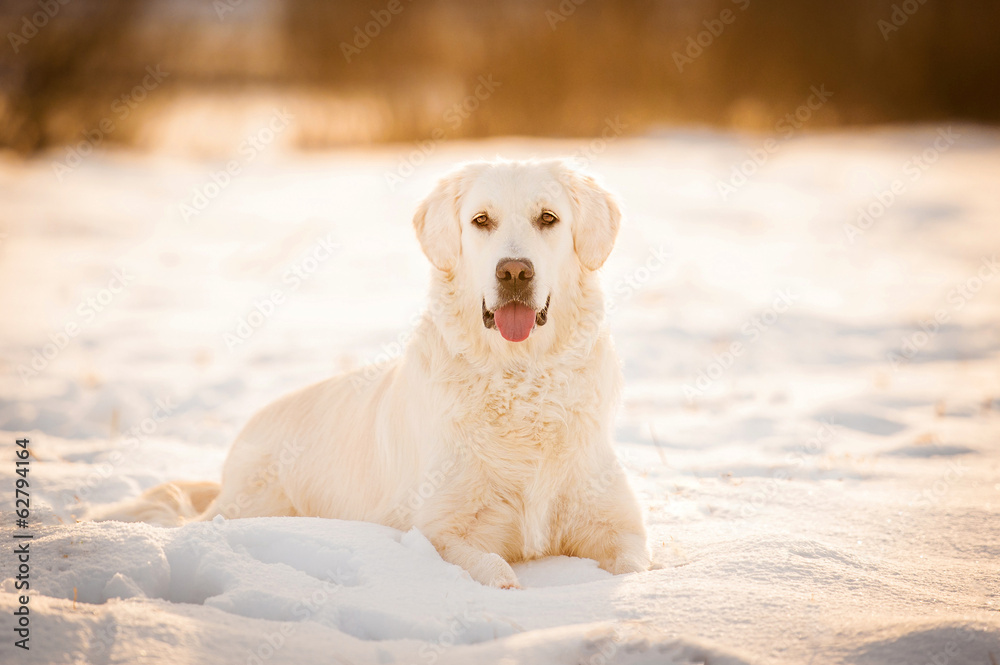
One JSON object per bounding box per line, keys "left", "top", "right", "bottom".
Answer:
{"left": 416, "top": 335, "right": 619, "bottom": 561}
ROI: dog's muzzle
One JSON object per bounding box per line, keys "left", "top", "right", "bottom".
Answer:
{"left": 483, "top": 296, "right": 550, "bottom": 330}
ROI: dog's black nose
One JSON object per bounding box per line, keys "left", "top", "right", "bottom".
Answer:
{"left": 496, "top": 258, "right": 534, "bottom": 284}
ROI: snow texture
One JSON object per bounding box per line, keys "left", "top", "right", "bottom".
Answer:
{"left": 1, "top": 127, "right": 999, "bottom": 664}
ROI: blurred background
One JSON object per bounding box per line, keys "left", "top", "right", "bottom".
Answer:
{"left": 2, "top": 5, "right": 999, "bottom": 661}
{"left": 0, "top": 0, "right": 997, "bottom": 457}
{"left": 1, "top": 0, "right": 998, "bottom": 155}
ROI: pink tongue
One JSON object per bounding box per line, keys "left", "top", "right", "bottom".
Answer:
{"left": 494, "top": 303, "right": 536, "bottom": 342}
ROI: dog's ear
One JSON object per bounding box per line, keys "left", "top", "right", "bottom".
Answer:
{"left": 561, "top": 166, "right": 622, "bottom": 270}
{"left": 413, "top": 171, "right": 464, "bottom": 272}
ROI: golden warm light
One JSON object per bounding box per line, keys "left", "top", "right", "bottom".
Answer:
{"left": 1, "top": 2, "right": 998, "bottom": 664}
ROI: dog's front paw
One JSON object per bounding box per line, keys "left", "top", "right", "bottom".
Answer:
{"left": 606, "top": 554, "right": 649, "bottom": 575}
{"left": 471, "top": 552, "right": 521, "bottom": 589}
{"left": 600, "top": 534, "right": 651, "bottom": 575}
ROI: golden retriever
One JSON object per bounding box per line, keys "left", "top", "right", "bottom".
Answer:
{"left": 99, "top": 159, "right": 650, "bottom": 589}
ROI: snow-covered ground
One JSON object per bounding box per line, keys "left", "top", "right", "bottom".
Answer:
{"left": 1, "top": 126, "right": 999, "bottom": 664}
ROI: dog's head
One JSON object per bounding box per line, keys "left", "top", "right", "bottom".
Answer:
{"left": 413, "top": 159, "right": 620, "bottom": 348}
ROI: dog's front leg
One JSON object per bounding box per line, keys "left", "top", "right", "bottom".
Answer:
{"left": 597, "top": 531, "right": 651, "bottom": 575}
{"left": 413, "top": 485, "right": 522, "bottom": 589}
{"left": 567, "top": 464, "right": 652, "bottom": 576}
{"left": 433, "top": 538, "right": 521, "bottom": 589}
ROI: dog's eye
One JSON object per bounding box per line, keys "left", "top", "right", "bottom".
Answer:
{"left": 539, "top": 210, "right": 559, "bottom": 225}
{"left": 472, "top": 213, "right": 490, "bottom": 228}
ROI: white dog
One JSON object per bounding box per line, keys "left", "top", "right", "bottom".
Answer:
{"left": 102, "top": 159, "right": 650, "bottom": 589}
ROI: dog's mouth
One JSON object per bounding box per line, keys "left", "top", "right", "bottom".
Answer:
{"left": 483, "top": 296, "right": 550, "bottom": 342}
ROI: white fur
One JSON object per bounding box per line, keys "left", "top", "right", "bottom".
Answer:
{"left": 104, "top": 159, "right": 650, "bottom": 589}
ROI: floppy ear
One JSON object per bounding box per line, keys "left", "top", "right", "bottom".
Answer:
{"left": 562, "top": 167, "right": 622, "bottom": 270}
{"left": 413, "top": 171, "right": 463, "bottom": 272}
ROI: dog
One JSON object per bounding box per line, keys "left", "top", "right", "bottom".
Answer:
{"left": 99, "top": 159, "right": 651, "bottom": 589}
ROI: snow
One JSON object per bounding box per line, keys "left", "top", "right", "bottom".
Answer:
{"left": 1, "top": 126, "right": 999, "bottom": 664}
